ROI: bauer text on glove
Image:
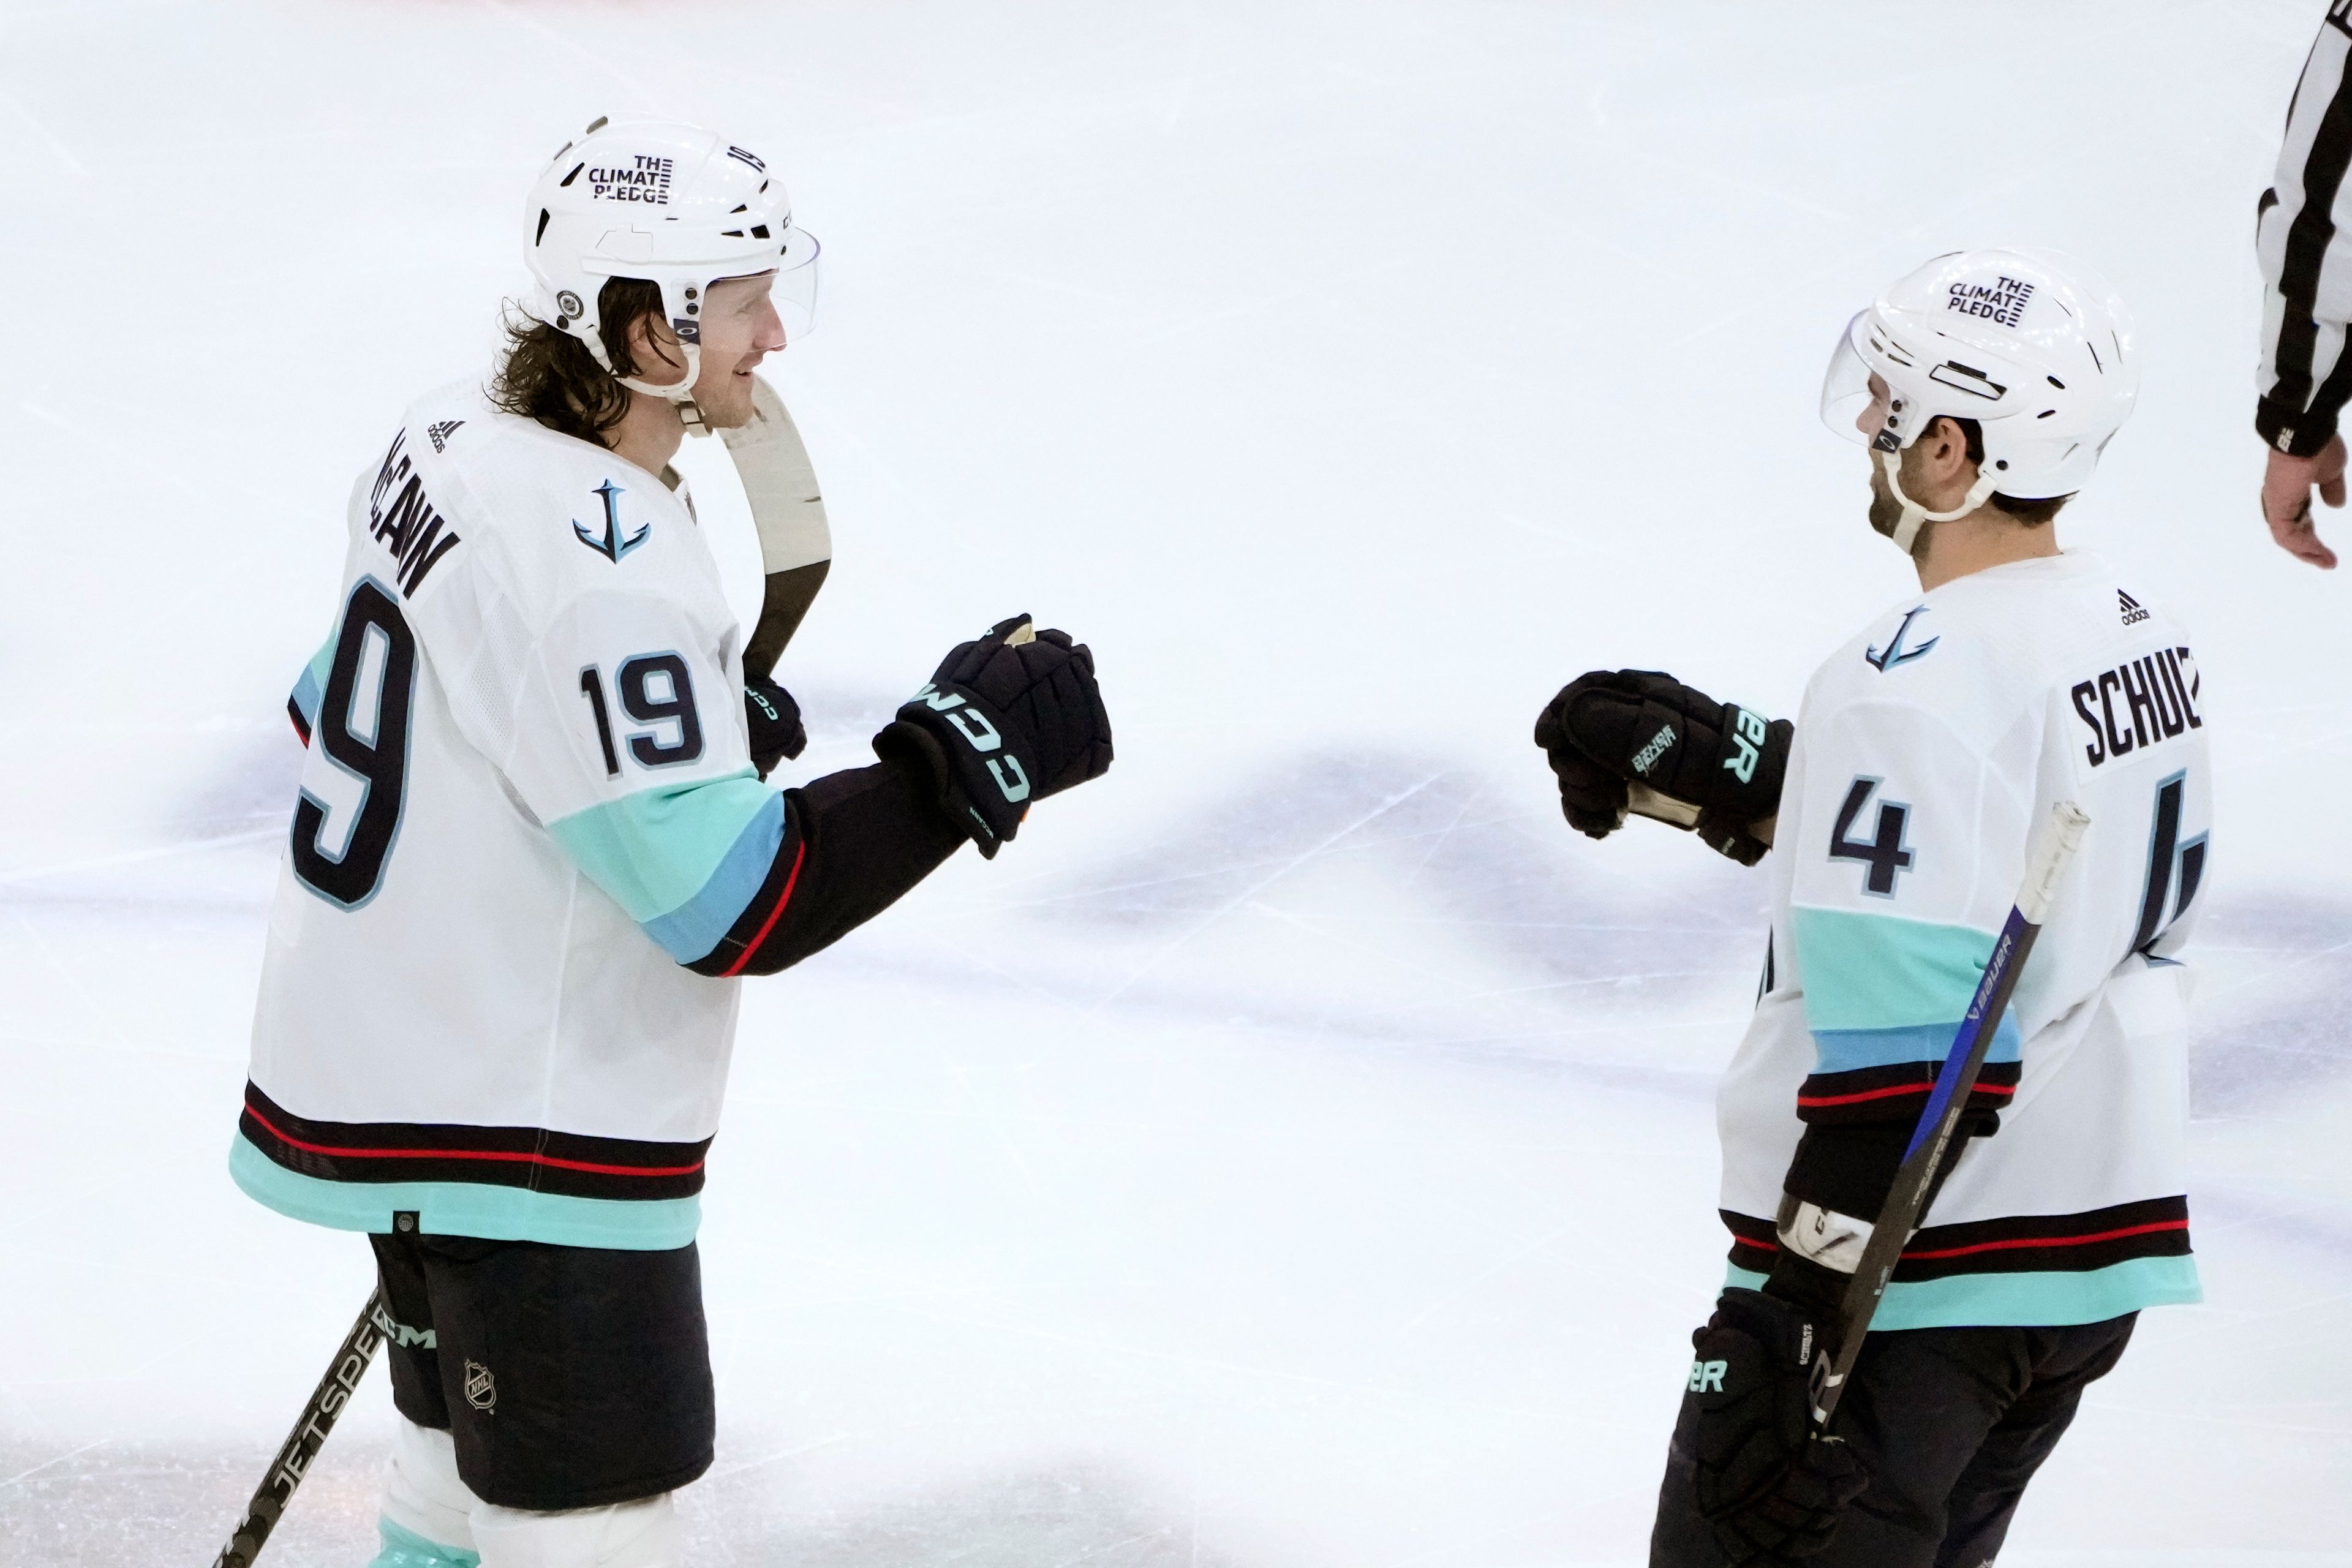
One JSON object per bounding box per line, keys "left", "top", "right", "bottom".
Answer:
{"left": 1532, "top": 669, "right": 1789, "bottom": 865}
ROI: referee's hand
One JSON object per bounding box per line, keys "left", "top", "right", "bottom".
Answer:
{"left": 2262, "top": 437, "right": 2345, "bottom": 570}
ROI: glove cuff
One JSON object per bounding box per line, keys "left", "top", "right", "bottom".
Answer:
{"left": 874, "top": 715, "right": 1005, "bottom": 858}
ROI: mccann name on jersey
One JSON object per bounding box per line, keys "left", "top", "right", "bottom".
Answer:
{"left": 241, "top": 381, "right": 965, "bottom": 1251}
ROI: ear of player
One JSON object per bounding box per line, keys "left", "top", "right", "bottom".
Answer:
{"left": 1531, "top": 671, "right": 1791, "bottom": 866}
{"left": 876, "top": 614, "right": 1115, "bottom": 859}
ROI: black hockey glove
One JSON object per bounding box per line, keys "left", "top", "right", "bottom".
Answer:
{"left": 744, "top": 674, "right": 807, "bottom": 780}
{"left": 875, "top": 614, "right": 1114, "bottom": 858}
{"left": 1528, "top": 712, "right": 1634, "bottom": 840}
{"left": 1673, "top": 1281, "right": 1868, "bottom": 1565}
{"left": 1532, "top": 669, "right": 1791, "bottom": 866}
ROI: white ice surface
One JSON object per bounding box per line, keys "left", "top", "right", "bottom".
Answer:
{"left": 4, "top": 1, "right": 2350, "bottom": 1563}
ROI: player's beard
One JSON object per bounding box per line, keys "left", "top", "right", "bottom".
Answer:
{"left": 1866, "top": 456, "right": 1903, "bottom": 540}
{"left": 1865, "top": 453, "right": 1935, "bottom": 561}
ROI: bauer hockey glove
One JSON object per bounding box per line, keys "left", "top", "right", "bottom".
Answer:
{"left": 1673, "top": 1286, "right": 1869, "bottom": 1565}
{"left": 875, "top": 614, "right": 1114, "bottom": 858}
{"left": 745, "top": 674, "right": 807, "bottom": 780}
{"left": 1532, "top": 670, "right": 1790, "bottom": 866}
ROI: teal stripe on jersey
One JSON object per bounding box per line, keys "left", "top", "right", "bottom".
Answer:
{"left": 1793, "top": 908, "right": 1997, "bottom": 1032}
{"left": 1724, "top": 1253, "right": 2200, "bottom": 1329}
{"left": 642, "top": 793, "right": 785, "bottom": 962}
{"left": 290, "top": 634, "right": 335, "bottom": 728}
{"left": 372, "top": 1518, "right": 481, "bottom": 1568}
{"left": 1812, "top": 1017, "right": 2024, "bottom": 1074}
{"left": 549, "top": 769, "right": 779, "bottom": 959}
{"left": 232, "top": 1134, "right": 700, "bottom": 1250}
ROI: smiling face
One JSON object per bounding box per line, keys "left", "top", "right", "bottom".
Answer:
{"left": 684, "top": 271, "right": 787, "bottom": 428}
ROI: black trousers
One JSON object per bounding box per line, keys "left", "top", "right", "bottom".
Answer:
{"left": 371, "top": 1225, "right": 717, "bottom": 1512}
{"left": 1651, "top": 1313, "right": 2137, "bottom": 1567}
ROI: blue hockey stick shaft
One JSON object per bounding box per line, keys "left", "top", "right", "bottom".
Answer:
{"left": 1807, "top": 801, "right": 2090, "bottom": 1428}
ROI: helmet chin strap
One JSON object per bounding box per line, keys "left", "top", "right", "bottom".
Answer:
{"left": 616, "top": 344, "right": 711, "bottom": 437}
{"left": 1879, "top": 448, "right": 1999, "bottom": 555}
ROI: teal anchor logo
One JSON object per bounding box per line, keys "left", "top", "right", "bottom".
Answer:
{"left": 573, "top": 480, "right": 650, "bottom": 563}
{"left": 1865, "top": 606, "right": 1939, "bottom": 673}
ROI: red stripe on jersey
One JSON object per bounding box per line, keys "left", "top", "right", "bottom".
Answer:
{"left": 1798, "top": 1079, "right": 2016, "bottom": 1109}
{"left": 721, "top": 838, "right": 807, "bottom": 978}
{"left": 242, "top": 1104, "right": 706, "bottom": 1179}
{"left": 1898, "top": 1218, "right": 2190, "bottom": 1262}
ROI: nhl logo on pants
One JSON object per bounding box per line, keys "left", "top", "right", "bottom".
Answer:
{"left": 464, "top": 1359, "right": 497, "bottom": 1413}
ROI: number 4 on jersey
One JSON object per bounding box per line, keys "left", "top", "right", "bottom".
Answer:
{"left": 1830, "top": 777, "right": 1914, "bottom": 895}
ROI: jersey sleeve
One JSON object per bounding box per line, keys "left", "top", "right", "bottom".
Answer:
{"left": 1781, "top": 693, "right": 2036, "bottom": 1221}
{"left": 2258, "top": 3, "right": 2352, "bottom": 456}
{"left": 434, "top": 578, "right": 964, "bottom": 976}
{"left": 287, "top": 628, "right": 337, "bottom": 745}
{"left": 496, "top": 588, "right": 785, "bottom": 965}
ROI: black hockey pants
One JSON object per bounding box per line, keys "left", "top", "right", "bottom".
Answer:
{"left": 1649, "top": 1313, "right": 2137, "bottom": 1567}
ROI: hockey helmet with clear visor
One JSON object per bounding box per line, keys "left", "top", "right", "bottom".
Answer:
{"left": 524, "top": 115, "right": 820, "bottom": 434}
{"left": 1819, "top": 248, "right": 2137, "bottom": 552}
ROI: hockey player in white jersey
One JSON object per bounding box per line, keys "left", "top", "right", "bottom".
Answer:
{"left": 1532, "top": 251, "right": 2208, "bottom": 1566}
{"left": 235, "top": 117, "right": 1113, "bottom": 1567}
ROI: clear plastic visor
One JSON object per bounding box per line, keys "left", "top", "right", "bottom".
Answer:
{"left": 743, "top": 224, "right": 821, "bottom": 340}
{"left": 700, "top": 227, "right": 821, "bottom": 339}
{"left": 1819, "top": 311, "right": 1894, "bottom": 450}
{"left": 586, "top": 223, "right": 821, "bottom": 339}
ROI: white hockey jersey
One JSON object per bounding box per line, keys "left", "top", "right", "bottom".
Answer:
{"left": 235, "top": 383, "right": 784, "bottom": 1250}
{"left": 1717, "top": 550, "right": 2208, "bottom": 1329}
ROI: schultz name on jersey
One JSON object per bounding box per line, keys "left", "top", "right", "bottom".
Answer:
{"left": 1717, "top": 550, "right": 2209, "bottom": 1329}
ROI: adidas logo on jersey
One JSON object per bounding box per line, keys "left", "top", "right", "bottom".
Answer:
{"left": 426, "top": 420, "right": 464, "bottom": 453}
{"left": 2118, "top": 589, "right": 2149, "bottom": 627}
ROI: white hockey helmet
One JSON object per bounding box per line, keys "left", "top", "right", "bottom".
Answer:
{"left": 524, "top": 116, "right": 820, "bottom": 431}
{"left": 1820, "top": 248, "right": 2137, "bottom": 552}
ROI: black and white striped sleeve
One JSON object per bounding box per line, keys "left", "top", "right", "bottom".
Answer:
{"left": 2259, "top": 2, "right": 2352, "bottom": 456}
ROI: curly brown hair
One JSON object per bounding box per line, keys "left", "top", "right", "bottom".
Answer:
{"left": 487, "top": 276, "right": 674, "bottom": 447}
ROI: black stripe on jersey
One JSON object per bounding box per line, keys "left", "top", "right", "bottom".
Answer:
{"left": 1719, "top": 1196, "right": 2192, "bottom": 1283}
{"left": 1888, "top": 1196, "right": 2192, "bottom": 1282}
{"left": 1721, "top": 1208, "right": 1777, "bottom": 1274}
{"left": 288, "top": 697, "right": 312, "bottom": 746}
{"left": 239, "top": 1082, "right": 711, "bottom": 1202}
{"left": 2269, "top": 32, "right": 2352, "bottom": 445}
{"left": 1795, "top": 1060, "right": 2020, "bottom": 1127}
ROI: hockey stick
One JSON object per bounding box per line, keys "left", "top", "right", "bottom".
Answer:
{"left": 1806, "top": 800, "right": 2091, "bottom": 1429}
{"left": 210, "top": 1287, "right": 397, "bottom": 1568}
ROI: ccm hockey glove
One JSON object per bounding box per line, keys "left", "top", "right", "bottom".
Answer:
{"left": 1673, "top": 1284, "right": 1869, "bottom": 1565}
{"left": 1532, "top": 670, "right": 1790, "bottom": 866}
{"left": 744, "top": 674, "right": 807, "bottom": 780}
{"left": 876, "top": 614, "right": 1114, "bottom": 858}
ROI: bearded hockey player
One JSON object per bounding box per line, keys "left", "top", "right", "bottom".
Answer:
{"left": 232, "top": 117, "right": 1113, "bottom": 1567}
{"left": 1532, "top": 251, "right": 2208, "bottom": 1566}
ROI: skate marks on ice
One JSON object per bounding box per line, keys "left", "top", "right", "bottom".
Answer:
{"left": 0, "top": 1437, "right": 1240, "bottom": 1568}
{"left": 904, "top": 747, "right": 1770, "bottom": 1093}
{"left": 2180, "top": 891, "right": 2352, "bottom": 1118}
{"left": 679, "top": 1458, "right": 1243, "bottom": 1568}
{"left": 874, "top": 744, "right": 2352, "bottom": 1113}
{"left": 0, "top": 1436, "right": 385, "bottom": 1568}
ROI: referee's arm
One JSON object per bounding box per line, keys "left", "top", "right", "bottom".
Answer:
{"left": 2256, "top": 3, "right": 2352, "bottom": 568}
